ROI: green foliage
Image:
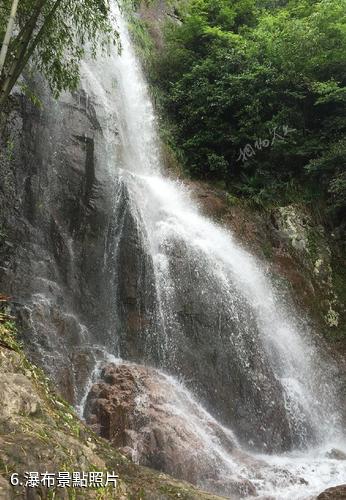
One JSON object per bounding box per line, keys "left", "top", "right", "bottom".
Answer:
{"left": 145, "top": 0, "right": 346, "bottom": 228}
{"left": 0, "top": 315, "right": 22, "bottom": 352}
{"left": 0, "top": 0, "right": 118, "bottom": 106}
{"left": 128, "top": 15, "right": 155, "bottom": 66}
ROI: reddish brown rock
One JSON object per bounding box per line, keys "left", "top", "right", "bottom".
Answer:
{"left": 317, "top": 484, "right": 346, "bottom": 499}
{"left": 84, "top": 362, "right": 259, "bottom": 498}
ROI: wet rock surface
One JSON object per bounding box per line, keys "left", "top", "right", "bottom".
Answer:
{"left": 0, "top": 83, "right": 118, "bottom": 404}
{"left": 85, "top": 362, "right": 341, "bottom": 499}
{"left": 189, "top": 181, "right": 346, "bottom": 428}
{"left": 0, "top": 342, "right": 226, "bottom": 500}
{"left": 85, "top": 362, "right": 266, "bottom": 498}
{"left": 190, "top": 180, "right": 345, "bottom": 341}
{"left": 317, "top": 484, "right": 346, "bottom": 499}
{"left": 326, "top": 449, "right": 346, "bottom": 460}
{"left": 105, "top": 179, "right": 161, "bottom": 363}
{"left": 158, "top": 234, "right": 298, "bottom": 452}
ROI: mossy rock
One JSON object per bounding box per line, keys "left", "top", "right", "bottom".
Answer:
{"left": 0, "top": 314, "right": 225, "bottom": 500}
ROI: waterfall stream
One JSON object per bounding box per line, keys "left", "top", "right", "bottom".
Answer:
{"left": 57, "top": 2, "right": 346, "bottom": 498}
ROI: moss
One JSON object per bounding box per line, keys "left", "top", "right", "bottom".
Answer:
{"left": 159, "top": 483, "right": 190, "bottom": 498}
{"left": 0, "top": 312, "right": 22, "bottom": 352}
{"left": 225, "top": 193, "right": 240, "bottom": 207}
{"left": 325, "top": 307, "right": 340, "bottom": 328}
{"left": 329, "top": 258, "right": 346, "bottom": 338}
{"left": 261, "top": 240, "right": 273, "bottom": 260}
{"left": 5, "top": 139, "right": 15, "bottom": 161}
{"left": 306, "top": 228, "right": 320, "bottom": 263}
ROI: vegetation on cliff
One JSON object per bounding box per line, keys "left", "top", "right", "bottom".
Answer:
{"left": 135, "top": 0, "right": 346, "bottom": 236}
{"left": 124, "top": 0, "right": 346, "bottom": 339}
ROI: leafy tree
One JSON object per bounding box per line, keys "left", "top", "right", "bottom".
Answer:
{"left": 0, "top": 0, "right": 117, "bottom": 108}
{"left": 147, "top": 0, "right": 346, "bottom": 225}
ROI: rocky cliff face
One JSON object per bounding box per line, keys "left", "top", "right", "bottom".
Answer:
{"left": 191, "top": 181, "right": 346, "bottom": 426}
{"left": 146, "top": 230, "right": 296, "bottom": 452}
{"left": 189, "top": 181, "right": 346, "bottom": 339}
{"left": 0, "top": 85, "right": 295, "bottom": 454}
{"left": 0, "top": 80, "right": 119, "bottom": 404}
{"left": 105, "top": 179, "right": 161, "bottom": 364}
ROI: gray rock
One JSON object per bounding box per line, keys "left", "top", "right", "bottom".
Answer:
{"left": 0, "top": 81, "right": 117, "bottom": 404}
{"left": 326, "top": 449, "right": 346, "bottom": 460}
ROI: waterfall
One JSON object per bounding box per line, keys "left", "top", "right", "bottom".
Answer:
{"left": 35, "top": 2, "right": 345, "bottom": 498}
{"left": 93, "top": 2, "right": 341, "bottom": 439}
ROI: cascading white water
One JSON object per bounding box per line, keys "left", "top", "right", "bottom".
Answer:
{"left": 77, "top": 2, "right": 346, "bottom": 497}
{"left": 110, "top": 1, "right": 342, "bottom": 439}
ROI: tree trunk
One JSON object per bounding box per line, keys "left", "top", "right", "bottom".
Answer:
{"left": 0, "top": 0, "right": 20, "bottom": 75}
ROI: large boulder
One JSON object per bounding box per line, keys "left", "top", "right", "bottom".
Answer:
{"left": 149, "top": 233, "right": 299, "bottom": 452}
{"left": 317, "top": 484, "right": 346, "bottom": 499}
{"left": 84, "top": 362, "right": 259, "bottom": 498}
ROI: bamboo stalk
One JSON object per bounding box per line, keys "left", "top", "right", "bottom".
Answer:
{"left": 0, "top": 0, "right": 20, "bottom": 76}
{"left": 0, "top": 0, "right": 64, "bottom": 107}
